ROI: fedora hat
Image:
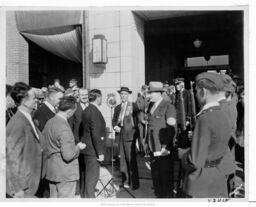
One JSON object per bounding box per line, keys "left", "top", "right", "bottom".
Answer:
{"left": 148, "top": 82, "right": 165, "bottom": 93}
{"left": 117, "top": 86, "right": 132, "bottom": 94}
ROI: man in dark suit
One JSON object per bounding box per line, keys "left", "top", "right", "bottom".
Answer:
{"left": 112, "top": 87, "right": 140, "bottom": 190}
{"left": 42, "top": 96, "right": 86, "bottom": 198}
{"left": 145, "top": 82, "right": 177, "bottom": 198}
{"left": 33, "top": 87, "right": 64, "bottom": 131}
{"left": 174, "top": 78, "right": 193, "bottom": 148}
{"left": 33, "top": 87, "right": 63, "bottom": 197}
{"left": 68, "top": 88, "right": 89, "bottom": 197}
{"left": 81, "top": 89, "right": 106, "bottom": 198}
{"left": 6, "top": 82, "right": 42, "bottom": 198}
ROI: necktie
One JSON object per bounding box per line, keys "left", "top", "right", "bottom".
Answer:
{"left": 118, "top": 103, "right": 126, "bottom": 126}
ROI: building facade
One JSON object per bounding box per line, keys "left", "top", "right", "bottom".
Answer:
{"left": 6, "top": 9, "right": 245, "bottom": 132}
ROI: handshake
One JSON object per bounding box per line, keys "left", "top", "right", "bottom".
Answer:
{"left": 77, "top": 142, "right": 86, "bottom": 150}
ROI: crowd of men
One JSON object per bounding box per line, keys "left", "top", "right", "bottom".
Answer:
{"left": 5, "top": 72, "right": 245, "bottom": 198}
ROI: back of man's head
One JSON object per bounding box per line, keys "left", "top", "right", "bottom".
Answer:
{"left": 88, "top": 89, "right": 102, "bottom": 103}
{"left": 58, "top": 96, "right": 77, "bottom": 112}
{"left": 47, "top": 87, "right": 63, "bottom": 98}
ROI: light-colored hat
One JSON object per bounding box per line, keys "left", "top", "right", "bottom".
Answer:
{"left": 148, "top": 82, "right": 165, "bottom": 93}
{"left": 196, "top": 72, "right": 224, "bottom": 91}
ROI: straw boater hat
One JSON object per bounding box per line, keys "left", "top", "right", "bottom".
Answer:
{"left": 148, "top": 82, "right": 165, "bottom": 93}
{"left": 117, "top": 86, "right": 132, "bottom": 94}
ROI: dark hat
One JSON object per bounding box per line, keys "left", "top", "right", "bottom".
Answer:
{"left": 174, "top": 78, "right": 184, "bottom": 84}
{"left": 118, "top": 86, "right": 132, "bottom": 94}
{"left": 148, "top": 82, "right": 165, "bottom": 93}
{"left": 196, "top": 72, "right": 224, "bottom": 91}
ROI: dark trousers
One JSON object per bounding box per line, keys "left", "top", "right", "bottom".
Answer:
{"left": 150, "top": 155, "right": 173, "bottom": 198}
{"left": 84, "top": 156, "right": 100, "bottom": 198}
{"left": 78, "top": 154, "right": 85, "bottom": 196}
{"left": 119, "top": 139, "right": 139, "bottom": 188}
{"left": 35, "top": 178, "right": 49, "bottom": 198}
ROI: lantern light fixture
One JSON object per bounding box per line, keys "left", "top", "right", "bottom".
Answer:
{"left": 92, "top": 34, "right": 108, "bottom": 64}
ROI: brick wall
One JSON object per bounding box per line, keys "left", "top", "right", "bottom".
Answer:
{"left": 6, "top": 11, "right": 29, "bottom": 85}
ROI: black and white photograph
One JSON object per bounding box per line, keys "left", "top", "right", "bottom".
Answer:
{"left": 1, "top": 0, "right": 255, "bottom": 204}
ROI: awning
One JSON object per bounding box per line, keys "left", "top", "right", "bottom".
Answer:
{"left": 15, "top": 11, "right": 82, "bottom": 32}
{"left": 21, "top": 27, "right": 82, "bottom": 63}
{"left": 15, "top": 11, "right": 83, "bottom": 63}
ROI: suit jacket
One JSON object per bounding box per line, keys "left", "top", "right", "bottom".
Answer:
{"left": 6, "top": 111, "right": 42, "bottom": 197}
{"left": 112, "top": 102, "right": 139, "bottom": 142}
{"left": 81, "top": 104, "right": 106, "bottom": 157}
{"left": 182, "top": 105, "right": 232, "bottom": 198}
{"left": 147, "top": 99, "right": 176, "bottom": 153}
{"left": 33, "top": 103, "right": 55, "bottom": 132}
{"left": 42, "top": 115, "right": 80, "bottom": 182}
{"left": 68, "top": 102, "right": 87, "bottom": 143}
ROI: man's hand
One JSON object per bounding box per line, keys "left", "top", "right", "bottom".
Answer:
{"left": 97, "top": 154, "right": 104, "bottom": 162}
{"left": 77, "top": 142, "right": 86, "bottom": 150}
{"left": 160, "top": 147, "right": 171, "bottom": 156}
{"left": 13, "top": 190, "right": 25, "bottom": 198}
{"left": 114, "top": 126, "right": 121, "bottom": 133}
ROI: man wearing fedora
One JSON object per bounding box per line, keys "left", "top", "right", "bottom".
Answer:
{"left": 112, "top": 87, "right": 140, "bottom": 190}
{"left": 145, "top": 82, "right": 177, "bottom": 198}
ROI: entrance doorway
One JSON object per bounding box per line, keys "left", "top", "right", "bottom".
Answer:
{"left": 28, "top": 40, "right": 83, "bottom": 89}
{"left": 143, "top": 11, "right": 244, "bottom": 85}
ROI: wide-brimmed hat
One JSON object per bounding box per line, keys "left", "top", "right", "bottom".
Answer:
{"left": 117, "top": 86, "right": 132, "bottom": 94}
{"left": 148, "top": 82, "right": 165, "bottom": 93}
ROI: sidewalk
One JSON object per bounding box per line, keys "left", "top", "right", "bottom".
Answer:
{"left": 94, "top": 154, "right": 245, "bottom": 199}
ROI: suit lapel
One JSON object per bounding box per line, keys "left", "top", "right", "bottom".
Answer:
{"left": 152, "top": 99, "right": 165, "bottom": 115}
{"left": 17, "top": 111, "right": 40, "bottom": 142}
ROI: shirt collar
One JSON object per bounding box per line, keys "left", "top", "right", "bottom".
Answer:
{"left": 217, "top": 97, "right": 226, "bottom": 102}
{"left": 44, "top": 101, "right": 56, "bottom": 113}
{"left": 18, "top": 108, "right": 39, "bottom": 139}
{"left": 19, "top": 107, "right": 31, "bottom": 119}
{"left": 80, "top": 102, "right": 88, "bottom": 109}
{"left": 56, "top": 113, "right": 67, "bottom": 121}
{"left": 196, "top": 101, "right": 220, "bottom": 116}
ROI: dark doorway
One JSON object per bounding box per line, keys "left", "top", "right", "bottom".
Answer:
{"left": 144, "top": 11, "right": 244, "bottom": 86}
{"left": 28, "top": 40, "right": 82, "bottom": 89}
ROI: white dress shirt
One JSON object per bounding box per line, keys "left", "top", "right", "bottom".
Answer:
{"left": 19, "top": 108, "right": 39, "bottom": 140}
{"left": 44, "top": 100, "right": 56, "bottom": 113}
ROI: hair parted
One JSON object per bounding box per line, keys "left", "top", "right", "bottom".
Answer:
{"left": 58, "top": 96, "right": 77, "bottom": 111}
{"left": 88, "top": 89, "right": 102, "bottom": 102}
{"left": 10, "top": 82, "right": 31, "bottom": 106}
